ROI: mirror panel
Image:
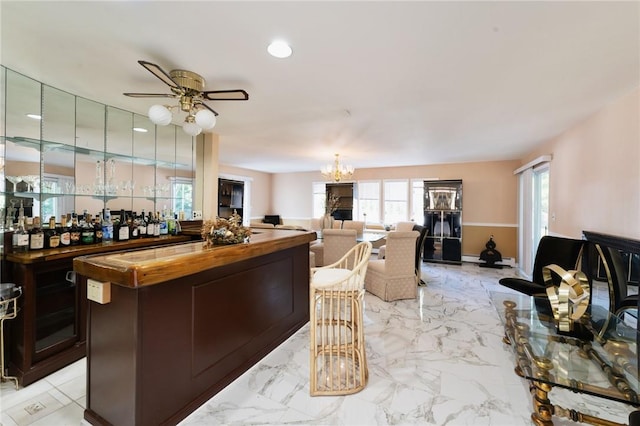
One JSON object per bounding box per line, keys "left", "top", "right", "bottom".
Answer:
{"left": 175, "top": 131, "right": 195, "bottom": 219}
{"left": 132, "top": 113, "right": 155, "bottom": 215}
{"left": 5, "top": 70, "right": 42, "bottom": 220}
{"left": 155, "top": 125, "right": 175, "bottom": 213}
{"left": 105, "top": 106, "right": 133, "bottom": 212}
{"left": 42, "top": 85, "right": 76, "bottom": 221}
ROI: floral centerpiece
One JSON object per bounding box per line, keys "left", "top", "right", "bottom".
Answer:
{"left": 202, "top": 210, "right": 251, "bottom": 247}
{"left": 325, "top": 192, "right": 340, "bottom": 215}
{"left": 322, "top": 192, "right": 340, "bottom": 229}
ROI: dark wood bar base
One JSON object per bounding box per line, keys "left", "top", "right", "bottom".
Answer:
{"left": 5, "top": 235, "right": 191, "bottom": 387}
{"left": 76, "top": 231, "right": 313, "bottom": 426}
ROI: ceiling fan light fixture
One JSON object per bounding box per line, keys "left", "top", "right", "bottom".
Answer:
{"left": 183, "top": 117, "right": 203, "bottom": 136}
{"left": 195, "top": 109, "right": 217, "bottom": 130}
{"left": 148, "top": 104, "right": 172, "bottom": 126}
{"left": 267, "top": 40, "right": 292, "bottom": 58}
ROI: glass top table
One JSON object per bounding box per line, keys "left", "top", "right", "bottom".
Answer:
{"left": 492, "top": 292, "right": 639, "bottom": 426}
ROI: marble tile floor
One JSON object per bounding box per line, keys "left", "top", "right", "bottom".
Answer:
{"left": 1, "top": 263, "right": 636, "bottom": 425}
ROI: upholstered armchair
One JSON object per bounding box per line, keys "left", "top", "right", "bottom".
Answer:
{"left": 377, "top": 221, "right": 415, "bottom": 259}
{"left": 323, "top": 229, "right": 358, "bottom": 266}
{"left": 342, "top": 220, "right": 365, "bottom": 238}
{"left": 365, "top": 230, "right": 419, "bottom": 301}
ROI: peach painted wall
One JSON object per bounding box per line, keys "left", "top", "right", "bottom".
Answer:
{"left": 522, "top": 88, "right": 640, "bottom": 240}
{"left": 269, "top": 160, "right": 520, "bottom": 258}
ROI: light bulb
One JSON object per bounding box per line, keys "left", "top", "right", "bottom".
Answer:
{"left": 195, "top": 109, "right": 217, "bottom": 130}
{"left": 148, "top": 105, "right": 172, "bottom": 126}
{"left": 267, "top": 40, "right": 292, "bottom": 58}
{"left": 183, "top": 121, "right": 202, "bottom": 136}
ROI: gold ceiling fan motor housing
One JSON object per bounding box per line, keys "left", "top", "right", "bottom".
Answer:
{"left": 170, "top": 69, "right": 206, "bottom": 112}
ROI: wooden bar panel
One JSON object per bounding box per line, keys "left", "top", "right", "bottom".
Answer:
{"left": 79, "top": 230, "right": 312, "bottom": 426}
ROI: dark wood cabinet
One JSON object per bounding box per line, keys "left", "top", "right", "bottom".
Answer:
{"left": 423, "top": 179, "right": 463, "bottom": 264}
{"left": 3, "top": 235, "right": 190, "bottom": 386}
{"left": 326, "top": 183, "right": 354, "bottom": 221}
{"left": 218, "top": 178, "right": 244, "bottom": 219}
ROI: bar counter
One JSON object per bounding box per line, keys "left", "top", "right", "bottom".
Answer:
{"left": 4, "top": 235, "right": 192, "bottom": 387}
{"left": 74, "top": 229, "right": 315, "bottom": 426}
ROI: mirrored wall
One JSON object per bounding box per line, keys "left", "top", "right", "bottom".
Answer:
{"left": 1, "top": 66, "right": 196, "bottom": 228}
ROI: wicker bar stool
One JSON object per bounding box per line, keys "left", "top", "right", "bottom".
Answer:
{"left": 309, "top": 241, "right": 372, "bottom": 396}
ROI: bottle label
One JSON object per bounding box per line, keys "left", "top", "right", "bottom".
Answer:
{"left": 60, "top": 231, "right": 71, "bottom": 246}
{"left": 13, "top": 233, "right": 29, "bottom": 248}
{"left": 82, "top": 231, "right": 94, "bottom": 244}
{"left": 70, "top": 231, "right": 81, "bottom": 244}
{"left": 30, "top": 233, "right": 44, "bottom": 250}
{"left": 139, "top": 225, "right": 147, "bottom": 235}
{"left": 159, "top": 221, "right": 168, "bottom": 235}
{"left": 147, "top": 224, "right": 155, "bottom": 236}
{"left": 49, "top": 235, "right": 61, "bottom": 248}
{"left": 95, "top": 229, "right": 103, "bottom": 241}
{"left": 119, "top": 226, "right": 129, "bottom": 240}
{"left": 132, "top": 227, "right": 139, "bottom": 238}
{"left": 102, "top": 225, "right": 113, "bottom": 240}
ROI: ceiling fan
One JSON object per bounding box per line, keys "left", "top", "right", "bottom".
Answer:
{"left": 124, "top": 60, "right": 249, "bottom": 136}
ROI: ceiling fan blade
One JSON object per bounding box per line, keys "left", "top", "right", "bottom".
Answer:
{"left": 203, "top": 89, "right": 249, "bottom": 101}
{"left": 123, "top": 92, "right": 175, "bottom": 98}
{"left": 200, "top": 103, "right": 219, "bottom": 116}
{"left": 138, "top": 60, "right": 180, "bottom": 89}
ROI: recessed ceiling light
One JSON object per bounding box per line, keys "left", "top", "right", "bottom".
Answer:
{"left": 133, "top": 127, "right": 148, "bottom": 133}
{"left": 267, "top": 40, "right": 292, "bottom": 58}
{"left": 26, "top": 114, "right": 41, "bottom": 120}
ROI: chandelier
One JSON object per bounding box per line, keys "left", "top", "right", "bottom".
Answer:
{"left": 147, "top": 70, "right": 218, "bottom": 137}
{"left": 321, "top": 153, "right": 354, "bottom": 182}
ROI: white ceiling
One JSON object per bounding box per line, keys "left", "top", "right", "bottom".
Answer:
{"left": 1, "top": 1, "right": 638, "bottom": 173}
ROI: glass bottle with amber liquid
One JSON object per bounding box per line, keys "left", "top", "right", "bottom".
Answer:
{"left": 44, "top": 216, "right": 61, "bottom": 249}
{"left": 94, "top": 213, "right": 103, "bottom": 243}
{"left": 29, "top": 216, "right": 45, "bottom": 251}
{"left": 69, "top": 214, "right": 81, "bottom": 246}
{"left": 59, "top": 215, "right": 71, "bottom": 247}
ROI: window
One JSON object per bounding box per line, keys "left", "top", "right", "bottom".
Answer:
{"left": 383, "top": 180, "right": 409, "bottom": 225}
{"left": 356, "top": 181, "right": 380, "bottom": 224}
{"left": 312, "top": 182, "right": 327, "bottom": 218}
{"left": 171, "top": 177, "right": 193, "bottom": 219}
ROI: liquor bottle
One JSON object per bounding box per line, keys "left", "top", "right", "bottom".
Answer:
{"left": 59, "top": 215, "right": 71, "bottom": 247}
{"left": 130, "top": 212, "right": 139, "bottom": 239}
{"left": 29, "top": 216, "right": 45, "bottom": 251}
{"left": 94, "top": 214, "right": 103, "bottom": 243}
{"left": 153, "top": 212, "right": 160, "bottom": 237}
{"left": 159, "top": 209, "right": 168, "bottom": 235}
{"left": 102, "top": 208, "right": 113, "bottom": 242}
{"left": 70, "top": 214, "right": 81, "bottom": 246}
{"left": 116, "top": 209, "right": 130, "bottom": 241}
{"left": 45, "top": 216, "right": 61, "bottom": 249}
{"left": 138, "top": 210, "right": 147, "bottom": 237}
{"left": 167, "top": 210, "right": 176, "bottom": 235}
{"left": 12, "top": 215, "right": 29, "bottom": 253}
{"left": 146, "top": 211, "right": 155, "bottom": 237}
{"left": 81, "top": 213, "right": 95, "bottom": 244}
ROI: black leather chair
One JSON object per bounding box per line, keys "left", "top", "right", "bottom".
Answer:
{"left": 594, "top": 244, "right": 637, "bottom": 315}
{"left": 499, "top": 235, "right": 586, "bottom": 296}
{"left": 412, "top": 224, "right": 428, "bottom": 285}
